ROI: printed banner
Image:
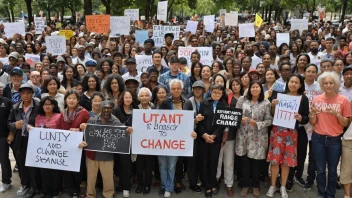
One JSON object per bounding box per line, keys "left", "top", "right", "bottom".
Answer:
{"left": 185, "top": 21, "right": 198, "bottom": 34}
{"left": 135, "top": 30, "right": 149, "bottom": 45}
{"left": 276, "top": 33, "right": 290, "bottom": 47}
{"left": 204, "top": 15, "right": 215, "bottom": 33}
{"left": 225, "top": 13, "right": 238, "bottom": 26}
{"left": 273, "top": 93, "right": 302, "bottom": 129}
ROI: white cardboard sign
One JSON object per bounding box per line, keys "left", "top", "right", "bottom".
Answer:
{"left": 45, "top": 36, "right": 66, "bottom": 55}
{"left": 124, "top": 9, "right": 139, "bottom": 21}
{"left": 110, "top": 16, "right": 130, "bottom": 37}
{"left": 238, "top": 23, "right": 255, "bottom": 38}
{"left": 178, "top": 47, "right": 213, "bottom": 66}
{"left": 273, "top": 93, "right": 302, "bottom": 129}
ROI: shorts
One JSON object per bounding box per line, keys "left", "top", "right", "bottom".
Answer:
{"left": 340, "top": 140, "right": 352, "bottom": 184}
{"left": 266, "top": 125, "right": 298, "bottom": 167}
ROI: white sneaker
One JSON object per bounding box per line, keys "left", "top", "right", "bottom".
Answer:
{"left": 280, "top": 186, "right": 288, "bottom": 198}
{"left": 0, "top": 183, "right": 10, "bottom": 192}
{"left": 266, "top": 186, "right": 276, "bottom": 197}
{"left": 164, "top": 191, "right": 171, "bottom": 197}
{"left": 123, "top": 190, "right": 129, "bottom": 198}
{"left": 17, "top": 186, "right": 29, "bottom": 197}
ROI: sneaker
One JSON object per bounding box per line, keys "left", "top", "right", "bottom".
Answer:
{"left": 72, "top": 193, "right": 79, "bottom": 198}
{"left": 17, "top": 186, "right": 30, "bottom": 197}
{"left": 53, "top": 192, "right": 61, "bottom": 198}
{"left": 294, "top": 177, "right": 306, "bottom": 187}
{"left": 0, "top": 183, "right": 10, "bottom": 192}
{"left": 123, "top": 190, "right": 129, "bottom": 198}
{"left": 164, "top": 191, "right": 171, "bottom": 198}
{"left": 13, "top": 164, "right": 18, "bottom": 173}
{"left": 286, "top": 180, "right": 293, "bottom": 192}
{"left": 266, "top": 186, "right": 276, "bottom": 197}
{"left": 304, "top": 180, "right": 313, "bottom": 192}
{"left": 23, "top": 188, "right": 36, "bottom": 198}
{"left": 280, "top": 186, "right": 288, "bottom": 198}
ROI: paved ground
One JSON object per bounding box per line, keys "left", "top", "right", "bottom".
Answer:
{"left": 0, "top": 150, "right": 346, "bottom": 198}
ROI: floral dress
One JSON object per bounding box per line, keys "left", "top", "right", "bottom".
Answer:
{"left": 235, "top": 96, "right": 273, "bottom": 160}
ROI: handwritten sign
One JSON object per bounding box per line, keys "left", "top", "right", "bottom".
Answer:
{"left": 153, "top": 25, "right": 180, "bottom": 47}
{"left": 157, "top": 1, "right": 168, "bottom": 21}
{"left": 4, "top": 22, "right": 25, "bottom": 37}
{"left": 34, "top": 17, "right": 46, "bottom": 34}
{"left": 185, "top": 21, "right": 198, "bottom": 34}
{"left": 25, "top": 54, "right": 40, "bottom": 66}
{"left": 25, "top": 127, "right": 83, "bottom": 172}
{"left": 110, "top": 16, "right": 130, "bottom": 37}
{"left": 84, "top": 124, "right": 130, "bottom": 154}
{"left": 213, "top": 106, "right": 242, "bottom": 128}
{"left": 204, "top": 15, "right": 215, "bottom": 33}
{"left": 85, "top": 15, "right": 110, "bottom": 34}
{"left": 178, "top": 47, "right": 213, "bottom": 66}
{"left": 135, "top": 30, "right": 149, "bottom": 45}
{"left": 276, "top": 33, "right": 290, "bottom": 47}
{"left": 45, "top": 36, "right": 66, "bottom": 56}
{"left": 225, "top": 13, "right": 238, "bottom": 26}
{"left": 273, "top": 93, "right": 302, "bottom": 129}
{"left": 239, "top": 23, "right": 255, "bottom": 38}
{"left": 132, "top": 109, "right": 194, "bottom": 156}
{"left": 124, "top": 9, "right": 139, "bottom": 21}
{"left": 136, "top": 55, "right": 152, "bottom": 72}
{"left": 59, "top": 30, "right": 74, "bottom": 40}
{"left": 290, "top": 19, "right": 308, "bottom": 34}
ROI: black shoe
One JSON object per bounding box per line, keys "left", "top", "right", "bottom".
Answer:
{"left": 115, "top": 185, "right": 123, "bottom": 194}
{"left": 135, "top": 185, "right": 143, "bottom": 194}
{"left": 336, "top": 180, "right": 342, "bottom": 190}
{"left": 294, "top": 177, "right": 306, "bottom": 187}
{"left": 24, "top": 188, "right": 36, "bottom": 198}
{"left": 189, "top": 185, "right": 202, "bottom": 193}
{"left": 143, "top": 186, "right": 150, "bottom": 195}
{"left": 159, "top": 188, "right": 165, "bottom": 196}
{"left": 304, "top": 180, "right": 313, "bottom": 192}
{"left": 205, "top": 190, "right": 212, "bottom": 198}
{"left": 286, "top": 180, "right": 294, "bottom": 192}
{"left": 180, "top": 182, "right": 185, "bottom": 190}
{"left": 174, "top": 186, "right": 182, "bottom": 194}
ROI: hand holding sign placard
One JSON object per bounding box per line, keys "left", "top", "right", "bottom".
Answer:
{"left": 212, "top": 106, "right": 243, "bottom": 128}
{"left": 157, "top": 1, "right": 168, "bottom": 21}
{"left": 178, "top": 47, "right": 213, "bottom": 66}
{"left": 45, "top": 36, "right": 66, "bottom": 56}
{"left": 124, "top": 9, "right": 139, "bottom": 21}
{"left": 273, "top": 93, "right": 302, "bottom": 129}
{"left": 84, "top": 124, "right": 130, "bottom": 154}
{"left": 85, "top": 15, "right": 110, "bottom": 34}
{"left": 153, "top": 25, "right": 180, "bottom": 47}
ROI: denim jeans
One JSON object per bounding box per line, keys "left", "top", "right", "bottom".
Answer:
{"left": 158, "top": 156, "right": 178, "bottom": 192}
{"left": 311, "top": 132, "right": 341, "bottom": 198}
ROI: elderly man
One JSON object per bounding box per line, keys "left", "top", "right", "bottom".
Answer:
{"left": 28, "top": 71, "right": 41, "bottom": 88}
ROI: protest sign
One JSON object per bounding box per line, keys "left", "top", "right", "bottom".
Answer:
{"left": 84, "top": 124, "right": 130, "bottom": 154}
{"left": 85, "top": 15, "right": 110, "bottom": 34}
{"left": 4, "top": 22, "right": 25, "bottom": 37}
{"left": 290, "top": 19, "right": 308, "bottom": 34}
{"left": 185, "top": 21, "right": 198, "bottom": 34}
{"left": 273, "top": 93, "right": 302, "bottom": 129}
{"left": 178, "top": 47, "right": 213, "bottom": 66}
{"left": 25, "top": 54, "right": 41, "bottom": 66}
{"left": 34, "top": 17, "right": 46, "bottom": 34}
{"left": 157, "top": 1, "right": 168, "bottom": 21}
{"left": 59, "top": 30, "right": 75, "bottom": 40}
{"left": 124, "top": 9, "right": 139, "bottom": 21}
{"left": 45, "top": 36, "right": 66, "bottom": 55}
{"left": 204, "top": 15, "right": 215, "bottom": 33}
{"left": 132, "top": 109, "right": 194, "bottom": 156}
{"left": 135, "top": 30, "right": 149, "bottom": 45}
{"left": 110, "top": 16, "right": 130, "bottom": 37}
{"left": 153, "top": 25, "right": 180, "bottom": 47}
{"left": 225, "top": 13, "right": 238, "bottom": 26}
{"left": 213, "top": 106, "right": 242, "bottom": 128}
{"left": 25, "top": 127, "right": 83, "bottom": 172}
{"left": 239, "top": 23, "right": 255, "bottom": 38}
{"left": 136, "top": 55, "right": 153, "bottom": 72}
{"left": 276, "top": 33, "right": 290, "bottom": 47}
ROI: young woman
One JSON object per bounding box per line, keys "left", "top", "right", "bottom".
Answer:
{"left": 75, "top": 63, "right": 86, "bottom": 81}
{"left": 263, "top": 69, "right": 280, "bottom": 97}
{"left": 89, "top": 92, "right": 105, "bottom": 117}
{"left": 333, "top": 58, "right": 345, "bottom": 76}
{"left": 241, "top": 56, "right": 252, "bottom": 73}
{"left": 79, "top": 74, "right": 101, "bottom": 111}
{"left": 211, "top": 61, "right": 224, "bottom": 76}
{"left": 236, "top": 81, "right": 273, "bottom": 198}
{"left": 190, "top": 61, "right": 203, "bottom": 87}
{"left": 35, "top": 62, "right": 44, "bottom": 72}
{"left": 40, "top": 68, "right": 50, "bottom": 84}
{"left": 289, "top": 42, "right": 299, "bottom": 66}
{"left": 267, "top": 74, "right": 309, "bottom": 198}
{"left": 151, "top": 85, "right": 168, "bottom": 109}
{"left": 71, "top": 48, "right": 79, "bottom": 64}
{"left": 41, "top": 76, "right": 65, "bottom": 111}
{"left": 292, "top": 54, "right": 310, "bottom": 76}
{"left": 201, "top": 65, "right": 212, "bottom": 96}
{"left": 256, "top": 63, "right": 266, "bottom": 80}
{"left": 103, "top": 74, "right": 125, "bottom": 106}
{"left": 219, "top": 57, "right": 235, "bottom": 81}
{"left": 240, "top": 72, "right": 250, "bottom": 92}
{"left": 111, "top": 64, "right": 120, "bottom": 75}
{"left": 61, "top": 66, "right": 80, "bottom": 92}
{"left": 99, "top": 58, "right": 113, "bottom": 88}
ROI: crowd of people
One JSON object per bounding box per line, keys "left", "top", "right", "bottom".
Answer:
{"left": 0, "top": 16, "right": 351, "bottom": 198}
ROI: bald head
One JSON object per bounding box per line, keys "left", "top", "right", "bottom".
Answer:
{"left": 30, "top": 71, "right": 41, "bottom": 86}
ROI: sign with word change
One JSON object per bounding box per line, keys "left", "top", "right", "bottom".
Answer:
{"left": 290, "top": 19, "right": 308, "bottom": 34}
{"left": 84, "top": 124, "right": 130, "bottom": 154}
{"left": 212, "top": 106, "right": 243, "bottom": 128}
{"left": 157, "top": 1, "right": 168, "bottom": 21}
{"left": 124, "top": 9, "right": 139, "bottom": 21}
{"left": 45, "top": 36, "right": 66, "bottom": 55}
{"left": 85, "top": 15, "right": 110, "bottom": 34}
{"left": 25, "top": 127, "right": 83, "bottom": 172}
{"left": 132, "top": 109, "right": 194, "bottom": 156}
{"left": 110, "top": 16, "right": 130, "bottom": 37}
{"left": 136, "top": 55, "right": 152, "bottom": 72}
{"left": 153, "top": 25, "right": 180, "bottom": 47}
{"left": 59, "top": 30, "right": 75, "bottom": 40}
{"left": 273, "top": 93, "right": 302, "bottom": 129}
{"left": 34, "top": 17, "right": 46, "bottom": 34}
{"left": 4, "top": 22, "right": 25, "bottom": 37}
{"left": 239, "top": 23, "right": 255, "bottom": 38}
{"left": 178, "top": 47, "right": 213, "bottom": 66}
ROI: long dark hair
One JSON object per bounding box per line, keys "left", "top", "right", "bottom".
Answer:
{"left": 82, "top": 74, "right": 101, "bottom": 92}
{"left": 117, "top": 90, "right": 139, "bottom": 109}
{"left": 151, "top": 85, "right": 168, "bottom": 104}
{"left": 42, "top": 75, "right": 61, "bottom": 93}
{"left": 103, "top": 74, "right": 125, "bottom": 95}
{"left": 61, "top": 66, "right": 79, "bottom": 89}
{"left": 190, "top": 61, "right": 203, "bottom": 77}
{"left": 38, "top": 96, "right": 61, "bottom": 115}
{"left": 246, "top": 81, "right": 265, "bottom": 102}
{"left": 284, "top": 74, "right": 305, "bottom": 95}
{"left": 229, "top": 78, "right": 244, "bottom": 96}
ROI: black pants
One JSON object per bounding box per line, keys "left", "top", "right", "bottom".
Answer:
{"left": 116, "top": 154, "right": 132, "bottom": 190}
{"left": 0, "top": 137, "right": 11, "bottom": 184}
{"left": 187, "top": 140, "right": 200, "bottom": 187}
{"left": 306, "top": 141, "right": 316, "bottom": 183}
{"left": 153, "top": 156, "right": 160, "bottom": 180}
{"left": 136, "top": 155, "right": 153, "bottom": 187}
{"left": 241, "top": 155, "right": 261, "bottom": 188}
{"left": 200, "top": 141, "right": 221, "bottom": 190}
{"left": 63, "top": 171, "right": 81, "bottom": 195}
{"left": 175, "top": 157, "right": 186, "bottom": 183}
{"left": 288, "top": 127, "right": 308, "bottom": 182}
{"left": 41, "top": 168, "right": 61, "bottom": 196}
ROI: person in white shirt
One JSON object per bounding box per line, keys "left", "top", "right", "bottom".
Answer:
{"left": 122, "top": 57, "right": 141, "bottom": 84}
{"left": 308, "top": 40, "right": 325, "bottom": 72}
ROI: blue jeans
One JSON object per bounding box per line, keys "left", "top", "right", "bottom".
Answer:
{"left": 158, "top": 156, "right": 178, "bottom": 192}
{"left": 311, "top": 132, "right": 341, "bottom": 198}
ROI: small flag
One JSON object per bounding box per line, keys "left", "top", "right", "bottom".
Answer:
{"left": 254, "top": 13, "right": 263, "bottom": 27}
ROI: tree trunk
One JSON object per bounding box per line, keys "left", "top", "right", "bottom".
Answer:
{"left": 48, "top": 7, "right": 51, "bottom": 23}
{"left": 340, "top": 0, "right": 347, "bottom": 23}
{"left": 71, "top": 9, "right": 76, "bottom": 23}
{"left": 167, "top": 0, "right": 175, "bottom": 21}
{"left": 25, "top": 0, "right": 33, "bottom": 25}
{"left": 84, "top": 0, "right": 93, "bottom": 16}
{"left": 4, "top": 6, "right": 11, "bottom": 22}
{"left": 274, "top": 6, "right": 279, "bottom": 22}
{"left": 61, "top": 6, "right": 64, "bottom": 22}
{"left": 101, "top": 0, "right": 110, "bottom": 14}
{"left": 268, "top": 4, "right": 272, "bottom": 23}
{"left": 264, "top": 6, "right": 268, "bottom": 21}
{"left": 10, "top": 7, "right": 14, "bottom": 22}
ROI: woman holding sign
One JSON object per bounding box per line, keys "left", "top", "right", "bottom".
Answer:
{"left": 309, "top": 71, "right": 351, "bottom": 198}
{"left": 266, "top": 74, "right": 309, "bottom": 198}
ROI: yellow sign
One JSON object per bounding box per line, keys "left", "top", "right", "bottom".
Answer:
{"left": 254, "top": 13, "right": 263, "bottom": 27}
{"left": 59, "top": 30, "right": 75, "bottom": 40}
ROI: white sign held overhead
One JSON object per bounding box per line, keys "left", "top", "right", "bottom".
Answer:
{"left": 45, "top": 36, "right": 66, "bottom": 56}
{"left": 238, "top": 23, "right": 255, "bottom": 38}
{"left": 4, "top": 22, "right": 25, "bottom": 37}
{"left": 178, "top": 47, "right": 213, "bottom": 66}
{"left": 273, "top": 93, "right": 302, "bottom": 129}
{"left": 157, "top": 1, "right": 168, "bottom": 21}
{"left": 276, "top": 33, "right": 290, "bottom": 47}
{"left": 290, "top": 19, "right": 308, "bottom": 34}
{"left": 225, "top": 13, "right": 238, "bottom": 26}
{"left": 34, "top": 17, "right": 46, "bottom": 34}
{"left": 124, "top": 9, "right": 139, "bottom": 21}
{"left": 135, "top": 55, "right": 153, "bottom": 72}
{"left": 204, "top": 15, "right": 215, "bottom": 33}
{"left": 110, "top": 16, "right": 130, "bottom": 37}
{"left": 185, "top": 21, "right": 198, "bottom": 34}
{"left": 152, "top": 25, "right": 180, "bottom": 47}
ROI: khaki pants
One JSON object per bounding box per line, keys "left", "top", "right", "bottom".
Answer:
{"left": 216, "top": 140, "right": 235, "bottom": 187}
{"left": 86, "top": 157, "right": 114, "bottom": 198}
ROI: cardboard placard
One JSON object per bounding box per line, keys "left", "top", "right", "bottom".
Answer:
{"left": 273, "top": 93, "right": 302, "bottom": 129}
{"left": 85, "top": 15, "right": 110, "bottom": 34}
{"left": 212, "top": 106, "right": 243, "bottom": 128}
{"left": 45, "top": 36, "right": 66, "bottom": 55}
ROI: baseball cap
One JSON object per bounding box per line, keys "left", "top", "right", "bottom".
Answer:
{"left": 85, "top": 60, "right": 97, "bottom": 67}
{"left": 18, "top": 83, "right": 34, "bottom": 93}
{"left": 56, "top": 56, "right": 66, "bottom": 63}
{"left": 125, "top": 57, "right": 136, "bottom": 64}
{"left": 343, "top": 66, "right": 352, "bottom": 75}
{"left": 124, "top": 77, "right": 139, "bottom": 85}
{"left": 192, "top": 80, "right": 205, "bottom": 89}
{"left": 9, "top": 52, "right": 19, "bottom": 59}
{"left": 10, "top": 67, "right": 24, "bottom": 77}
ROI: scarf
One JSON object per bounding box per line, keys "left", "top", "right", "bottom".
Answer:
{"left": 63, "top": 106, "right": 84, "bottom": 124}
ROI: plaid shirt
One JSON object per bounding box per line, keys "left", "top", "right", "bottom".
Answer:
{"left": 158, "top": 71, "right": 191, "bottom": 97}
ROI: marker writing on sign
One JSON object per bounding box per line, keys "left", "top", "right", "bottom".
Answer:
{"left": 143, "top": 113, "right": 183, "bottom": 124}
{"left": 278, "top": 99, "right": 299, "bottom": 110}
